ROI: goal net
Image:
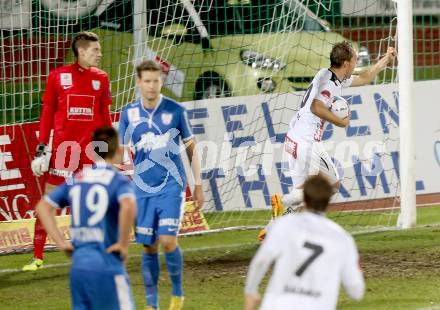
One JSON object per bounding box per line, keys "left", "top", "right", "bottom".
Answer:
{"left": 1, "top": 1, "right": 437, "bottom": 235}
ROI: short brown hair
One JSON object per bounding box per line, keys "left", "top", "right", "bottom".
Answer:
{"left": 303, "top": 175, "right": 333, "bottom": 212}
{"left": 136, "top": 60, "right": 163, "bottom": 78}
{"left": 330, "top": 41, "right": 355, "bottom": 68}
{"left": 71, "top": 31, "right": 99, "bottom": 57}
{"left": 92, "top": 126, "right": 119, "bottom": 160}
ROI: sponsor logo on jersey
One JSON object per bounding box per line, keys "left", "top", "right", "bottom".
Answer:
{"left": 69, "top": 107, "right": 93, "bottom": 116}
{"left": 92, "top": 80, "right": 101, "bottom": 90}
{"left": 67, "top": 94, "right": 95, "bottom": 121}
{"left": 284, "top": 136, "right": 298, "bottom": 159}
{"left": 60, "top": 73, "right": 72, "bottom": 86}
{"left": 161, "top": 113, "right": 173, "bottom": 125}
{"left": 136, "top": 132, "right": 171, "bottom": 151}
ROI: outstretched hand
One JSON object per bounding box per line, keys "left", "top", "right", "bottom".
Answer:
{"left": 379, "top": 47, "right": 397, "bottom": 69}
{"left": 385, "top": 47, "right": 397, "bottom": 63}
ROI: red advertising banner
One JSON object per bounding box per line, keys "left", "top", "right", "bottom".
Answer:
{"left": 0, "top": 122, "right": 46, "bottom": 221}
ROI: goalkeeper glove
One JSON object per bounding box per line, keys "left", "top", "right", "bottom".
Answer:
{"left": 31, "top": 143, "right": 51, "bottom": 176}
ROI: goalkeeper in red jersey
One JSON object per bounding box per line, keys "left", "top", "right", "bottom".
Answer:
{"left": 22, "top": 31, "right": 113, "bottom": 271}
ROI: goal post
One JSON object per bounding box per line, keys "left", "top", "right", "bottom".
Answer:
{"left": 397, "top": 0, "right": 416, "bottom": 228}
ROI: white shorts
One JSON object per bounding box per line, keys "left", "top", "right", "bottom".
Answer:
{"left": 283, "top": 136, "right": 340, "bottom": 187}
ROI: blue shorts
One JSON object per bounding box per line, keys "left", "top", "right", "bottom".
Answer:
{"left": 135, "top": 187, "right": 185, "bottom": 245}
{"left": 70, "top": 268, "right": 134, "bottom": 310}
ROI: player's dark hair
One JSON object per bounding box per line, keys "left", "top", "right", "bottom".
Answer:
{"left": 92, "top": 126, "right": 118, "bottom": 160}
{"left": 71, "top": 31, "right": 99, "bottom": 58}
{"left": 330, "top": 41, "right": 355, "bottom": 68}
{"left": 303, "top": 175, "right": 333, "bottom": 212}
{"left": 136, "top": 60, "right": 163, "bottom": 78}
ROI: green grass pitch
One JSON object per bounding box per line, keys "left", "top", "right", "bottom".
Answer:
{"left": 1, "top": 206, "right": 440, "bottom": 309}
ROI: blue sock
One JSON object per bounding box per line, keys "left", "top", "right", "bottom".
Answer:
{"left": 142, "top": 253, "right": 160, "bottom": 308}
{"left": 165, "top": 246, "right": 183, "bottom": 297}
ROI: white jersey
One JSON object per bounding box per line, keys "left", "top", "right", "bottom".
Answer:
{"left": 245, "top": 212, "right": 364, "bottom": 310}
{"left": 288, "top": 68, "right": 353, "bottom": 142}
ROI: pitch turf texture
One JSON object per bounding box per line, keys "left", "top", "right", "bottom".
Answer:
{"left": 2, "top": 206, "right": 440, "bottom": 310}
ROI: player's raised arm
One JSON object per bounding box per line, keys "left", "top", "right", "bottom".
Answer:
{"left": 310, "top": 99, "right": 350, "bottom": 128}
{"left": 351, "top": 47, "right": 397, "bottom": 87}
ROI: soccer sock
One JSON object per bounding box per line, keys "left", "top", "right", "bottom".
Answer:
{"left": 282, "top": 188, "right": 303, "bottom": 207}
{"left": 142, "top": 253, "right": 160, "bottom": 308}
{"left": 33, "top": 217, "right": 47, "bottom": 260}
{"left": 165, "top": 246, "right": 183, "bottom": 297}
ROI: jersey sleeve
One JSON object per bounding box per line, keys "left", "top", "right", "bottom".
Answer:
{"left": 39, "top": 71, "right": 58, "bottom": 145}
{"left": 116, "top": 177, "right": 136, "bottom": 203}
{"left": 341, "top": 235, "right": 365, "bottom": 300}
{"left": 118, "top": 108, "right": 130, "bottom": 145}
{"left": 244, "top": 220, "right": 283, "bottom": 294}
{"left": 179, "top": 107, "right": 194, "bottom": 142}
{"left": 314, "top": 79, "right": 333, "bottom": 107}
{"left": 44, "top": 182, "right": 69, "bottom": 209}
{"left": 100, "top": 74, "right": 112, "bottom": 126}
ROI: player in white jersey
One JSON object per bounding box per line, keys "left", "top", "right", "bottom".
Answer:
{"left": 245, "top": 175, "right": 365, "bottom": 310}
{"left": 258, "top": 42, "right": 396, "bottom": 240}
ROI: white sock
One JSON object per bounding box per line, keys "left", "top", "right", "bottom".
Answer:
{"left": 281, "top": 188, "right": 303, "bottom": 206}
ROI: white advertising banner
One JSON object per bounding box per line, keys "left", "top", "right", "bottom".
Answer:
{"left": 182, "top": 81, "right": 440, "bottom": 211}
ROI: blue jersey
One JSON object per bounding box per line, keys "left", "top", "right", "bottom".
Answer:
{"left": 45, "top": 162, "right": 136, "bottom": 273}
{"left": 118, "top": 95, "right": 193, "bottom": 197}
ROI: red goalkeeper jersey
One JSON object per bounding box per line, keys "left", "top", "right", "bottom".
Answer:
{"left": 39, "top": 62, "right": 112, "bottom": 182}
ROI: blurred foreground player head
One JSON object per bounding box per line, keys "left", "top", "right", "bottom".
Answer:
{"left": 303, "top": 175, "right": 333, "bottom": 213}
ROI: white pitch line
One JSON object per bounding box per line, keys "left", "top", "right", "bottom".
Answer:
{"left": 0, "top": 262, "right": 71, "bottom": 274}
{"left": 0, "top": 242, "right": 256, "bottom": 274}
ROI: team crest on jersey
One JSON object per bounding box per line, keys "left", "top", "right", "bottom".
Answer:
{"left": 161, "top": 113, "right": 173, "bottom": 125}
{"left": 92, "top": 80, "right": 100, "bottom": 90}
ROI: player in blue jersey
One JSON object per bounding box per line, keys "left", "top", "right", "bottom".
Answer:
{"left": 36, "top": 126, "right": 137, "bottom": 310}
{"left": 119, "top": 60, "right": 204, "bottom": 310}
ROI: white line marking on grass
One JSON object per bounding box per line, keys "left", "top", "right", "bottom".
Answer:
{"left": 0, "top": 242, "right": 256, "bottom": 274}
{"left": 0, "top": 262, "right": 71, "bottom": 274}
